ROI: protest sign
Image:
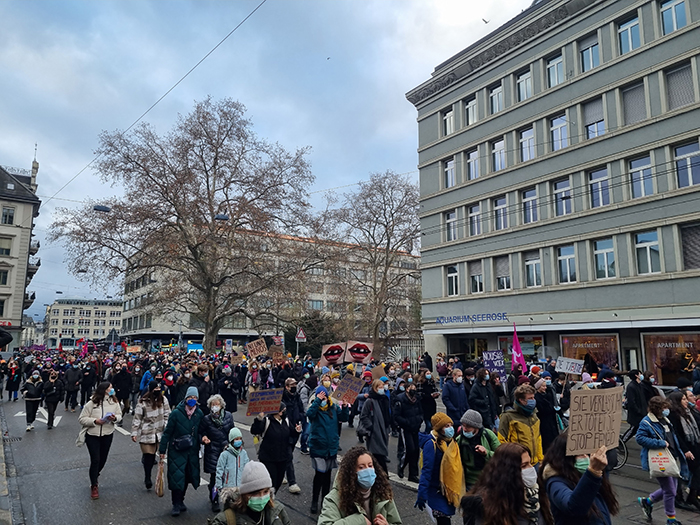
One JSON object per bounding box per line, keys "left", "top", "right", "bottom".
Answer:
{"left": 371, "top": 364, "right": 386, "bottom": 381}
{"left": 246, "top": 338, "right": 268, "bottom": 360}
{"left": 269, "top": 345, "right": 286, "bottom": 366}
{"left": 555, "top": 357, "right": 585, "bottom": 375}
{"left": 230, "top": 355, "right": 243, "bottom": 366}
{"left": 344, "top": 340, "right": 373, "bottom": 364}
{"left": 319, "top": 343, "right": 346, "bottom": 368}
{"left": 482, "top": 350, "right": 506, "bottom": 378}
{"left": 566, "top": 386, "right": 622, "bottom": 455}
{"left": 331, "top": 375, "right": 365, "bottom": 405}
{"left": 246, "top": 388, "right": 284, "bottom": 417}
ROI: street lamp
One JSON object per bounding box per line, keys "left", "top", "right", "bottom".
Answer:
{"left": 94, "top": 205, "right": 111, "bottom": 213}
{"left": 214, "top": 213, "right": 229, "bottom": 221}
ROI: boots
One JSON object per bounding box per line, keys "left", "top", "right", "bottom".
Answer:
{"left": 142, "top": 454, "right": 155, "bottom": 490}
{"left": 687, "top": 488, "right": 700, "bottom": 511}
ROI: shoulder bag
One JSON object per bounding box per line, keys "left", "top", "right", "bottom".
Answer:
{"left": 645, "top": 420, "right": 680, "bottom": 478}
{"left": 172, "top": 422, "right": 196, "bottom": 452}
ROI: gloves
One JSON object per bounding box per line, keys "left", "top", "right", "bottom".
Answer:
{"left": 554, "top": 406, "right": 561, "bottom": 411}
{"left": 415, "top": 499, "right": 426, "bottom": 511}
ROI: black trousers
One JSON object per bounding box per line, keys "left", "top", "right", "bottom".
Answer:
{"left": 374, "top": 454, "right": 388, "bottom": 475}
{"left": 284, "top": 445, "right": 297, "bottom": 485}
{"left": 403, "top": 430, "right": 420, "bottom": 479}
{"left": 65, "top": 390, "right": 78, "bottom": 410}
{"left": 25, "top": 400, "right": 40, "bottom": 425}
{"left": 80, "top": 386, "right": 93, "bottom": 406}
{"left": 85, "top": 433, "right": 114, "bottom": 486}
{"left": 45, "top": 401, "right": 59, "bottom": 427}
{"left": 262, "top": 460, "right": 287, "bottom": 494}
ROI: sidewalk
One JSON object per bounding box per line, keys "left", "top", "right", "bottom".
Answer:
{"left": 0, "top": 404, "right": 13, "bottom": 525}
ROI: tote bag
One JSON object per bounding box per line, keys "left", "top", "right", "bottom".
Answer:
{"left": 645, "top": 420, "right": 680, "bottom": 478}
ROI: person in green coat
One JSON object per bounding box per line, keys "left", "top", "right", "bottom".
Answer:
{"left": 318, "top": 445, "right": 402, "bottom": 525}
{"left": 159, "top": 386, "right": 204, "bottom": 517}
{"left": 455, "top": 409, "right": 500, "bottom": 490}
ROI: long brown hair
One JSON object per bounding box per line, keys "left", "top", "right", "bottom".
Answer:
{"left": 91, "top": 381, "right": 117, "bottom": 406}
{"left": 336, "top": 446, "right": 392, "bottom": 517}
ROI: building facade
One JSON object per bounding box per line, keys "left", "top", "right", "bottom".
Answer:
{"left": 44, "top": 298, "right": 123, "bottom": 349}
{"left": 407, "top": 0, "right": 700, "bottom": 385}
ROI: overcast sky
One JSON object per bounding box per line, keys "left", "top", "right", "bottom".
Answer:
{"left": 0, "top": 0, "right": 532, "bottom": 320}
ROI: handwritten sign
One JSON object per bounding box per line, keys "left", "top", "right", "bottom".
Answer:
{"left": 566, "top": 386, "right": 623, "bottom": 455}
{"left": 555, "top": 357, "right": 585, "bottom": 375}
{"left": 371, "top": 364, "right": 386, "bottom": 381}
{"left": 331, "top": 375, "right": 365, "bottom": 405}
{"left": 230, "top": 355, "right": 243, "bottom": 366}
{"left": 482, "top": 350, "right": 506, "bottom": 378}
{"left": 270, "top": 346, "right": 286, "bottom": 366}
{"left": 246, "top": 338, "right": 268, "bottom": 360}
{"left": 246, "top": 388, "right": 284, "bottom": 417}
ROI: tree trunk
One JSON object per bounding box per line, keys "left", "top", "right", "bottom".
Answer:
{"left": 202, "top": 322, "right": 219, "bottom": 355}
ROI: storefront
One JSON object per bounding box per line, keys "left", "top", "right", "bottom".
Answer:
{"left": 560, "top": 334, "right": 621, "bottom": 370}
{"left": 498, "top": 334, "right": 544, "bottom": 366}
{"left": 642, "top": 332, "right": 700, "bottom": 386}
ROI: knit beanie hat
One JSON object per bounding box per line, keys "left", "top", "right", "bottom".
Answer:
{"left": 517, "top": 375, "right": 531, "bottom": 386}
{"left": 321, "top": 366, "right": 330, "bottom": 374}
{"left": 315, "top": 385, "right": 328, "bottom": 396}
{"left": 531, "top": 366, "right": 541, "bottom": 374}
{"left": 239, "top": 461, "right": 272, "bottom": 495}
{"left": 431, "top": 412, "right": 453, "bottom": 433}
{"left": 148, "top": 380, "right": 159, "bottom": 392}
{"left": 535, "top": 378, "right": 546, "bottom": 390}
{"left": 362, "top": 371, "right": 373, "bottom": 380}
{"left": 228, "top": 427, "right": 243, "bottom": 442}
{"left": 541, "top": 371, "right": 552, "bottom": 379}
{"left": 460, "top": 409, "right": 483, "bottom": 430}
{"left": 582, "top": 373, "right": 592, "bottom": 383}
{"left": 185, "top": 386, "right": 199, "bottom": 399}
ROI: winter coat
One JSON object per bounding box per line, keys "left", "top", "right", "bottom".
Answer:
{"left": 460, "top": 495, "right": 547, "bottom": 525}
{"left": 109, "top": 369, "right": 132, "bottom": 401}
{"left": 360, "top": 392, "right": 391, "bottom": 459}
{"left": 210, "top": 501, "right": 291, "bottom": 525}
{"left": 625, "top": 380, "right": 647, "bottom": 427}
{"left": 63, "top": 367, "right": 82, "bottom": 392}
{"left": 436, "top": 362, "right": 449, "bottom": 377}
{"left": 298, "top": 380, "right": 312, "bottom": 412}
{"left": 5, "top": 367, "right": 21, "bottom": 391}
{"left": 543, "top": 464, "right": 612, "bottom": 525}
{"left": 356, "top": 383, "right": 372, "bottom": 413}
{"left": 215, "top": 445, "right": 250, "bottom": 490}
{"left": 417, "top": 378, "right": 438, "bottom": 419}
{"left": 158, "top": 402, "right": 204, "bottom": 492}
{"left": 218, "top": 375, "right": 240, "bottom": 412}
{"left": 307, "top": 397, "right": 349, "bottom": 458}
{"left": 43, "top": 378, "right": 65, "bottom": 404}
{"left": 190, "top": 374, "right": 215, "bottom": 412}
{"left": 636, "top": 413, "right": 688, "bottom": 477}
{"left": 498, "top": 405, "right": 544, "bottom": 466}
{"left": 131, "top": 370, "right": 144, "bottom": 393}
{"left": 417, "top": 432, "right": 454, "bottom": 516}
{"left": 442, "top": 378, "right": 469, "bottom": 424}
{"left": 79, "top": 397, "right": 123, "bottom": 437}
{"left": 281, "top": 390, "right": 305, "bottom": 428}
{"left": 535, "top": 389, "right": 559, "bottom": 452}
{"left": 81, "top": 364, "right": 97, "bottom": 389}
{"left": 456, "top": 428, "right": 500, "bottom": 487}
{"left": 131, "top": 397, "right": 171, "bottom": 444}
{"left": 318, "top": 483, "right": 402, "bottom": 525}
{"left": 395, "top": 392, "right": 423, "bottom": 432}
{"left": 250, "top": 415, "right": 297, "bottom": 464}
{"left": 139, "top": 370, "right": 155, "bottom": 393}
{"left": 469, "top": 381, "right": 499, "bottom": 430}
{"left": 200, "top": 411, "right": 236, "bottom": 474}
{"left": 20, "top": 378, "right": 44, "bottom": 400}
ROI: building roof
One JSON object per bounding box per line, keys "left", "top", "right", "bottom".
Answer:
{"left": 0, "top": 166, "right": 40, "bottom": 206}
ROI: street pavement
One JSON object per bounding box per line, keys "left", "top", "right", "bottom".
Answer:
{"left": 3, "top": 397, "right": 700, "bottom": 524}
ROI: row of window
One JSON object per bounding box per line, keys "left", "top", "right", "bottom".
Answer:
{"left": 123, "top": 294, "right": 152, "bottom": 312}
{"left": 444, "top": 224, "right": 700, "bottom": 297}
{"left": 439, "top": 0, "right": 689, "bottom": 138}
{"left": 122, "top": 314, "right": 153, "bottom": 332}
{"left": 124, "top": 273, "right": 155, "bottom": 293}
{"left": 49, "top": 328, "right": 108, "bottom": 336}
{"left": 441, "top": 139, "right": 700, "bottom": 242}
{"left": 52, "top": 308, "right": 116, "bottom": 317}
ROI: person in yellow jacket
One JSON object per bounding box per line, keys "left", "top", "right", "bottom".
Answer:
{"left": 498, "top": 384, "right": 544, "bottom": 467}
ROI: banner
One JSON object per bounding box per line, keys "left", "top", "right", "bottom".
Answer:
{"left": 482, "top": 350, "right": 506, "bottom": 378}
{"left": 319, "top": 341, "right": 374, "bottom": 367}
{"left": 246, "top": 338, "right": 268, "bottom": 360}
{"left": 555, "top": 357, "right": 585, "bottom": 375}
{"left": 566, "top": 386, "right": 622, "bottom": 455}
{"left": 246, "top": 388, "right": 284, "bottom": 417}
{"left": 330, "top": 375, "right": 365, "bottom": 405}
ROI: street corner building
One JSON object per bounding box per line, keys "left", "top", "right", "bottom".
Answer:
{"left": 407, "top": 0, "right": 700, "bottom": 385}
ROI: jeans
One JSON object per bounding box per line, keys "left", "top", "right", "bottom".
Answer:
{"left": 439, "top": 376, "right": 445, "bottom": 390}
{"left": 9, "top": 391, "right": 18, "bottom": 401}
{"left": 130, "top": 391, "right": 139, "bottom": 412}
{"left": 85, "top": 433, "right": 114, "bottom": 486}
{"left": 649, "top": 476, "right": 678, "bottom": 516}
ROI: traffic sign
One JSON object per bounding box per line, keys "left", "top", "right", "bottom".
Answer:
{"left": 295, "top": 327, "right": 307, "bottom": 343}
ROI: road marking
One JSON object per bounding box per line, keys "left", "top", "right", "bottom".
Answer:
{"left": 14, "top": 412, "right": 25, "bottom": 417}
{"left": 114, "top": 425, "right": 130, "bottom": 436}
{"left": 160, "top": 456, "right": 209, "bottom": 486}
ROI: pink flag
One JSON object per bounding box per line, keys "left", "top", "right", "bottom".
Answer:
{"left": 511, "top": 323, "right": 527, "bottom": 371}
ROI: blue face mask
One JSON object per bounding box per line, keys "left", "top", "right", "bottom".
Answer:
{"left": 186, "top": 398, "right": 197, "bottom": 407}
{"left": 463, "top": 430, "right": 475, "bottom": 438}
{"left": 408, "top": 377, "right": 413, "bottom": 383}
{"left": 399, "top": 386, "right": 405, "bottom": 391}
{"left": 662, "top": 408, "right": 670, "bottom": 417}
{"left": 232, "top": 439, "right": 243, "bottom": 449}
{"left": 484, "top": 375, "right": 490, "bottom": 381}
{"left": 357, "top": 467, "right": 376, "bottom": 489}
{"left": 108, "top": 388, "right": 115, "bottom": 396}
{"left": 443, "top": 426, "right": 455, "bottom": 439}
{"left": 545, "top": 379, "right": 552, "bottom": 386}
{"left": 321, "top": 400, "right": 328, "bottom": 407}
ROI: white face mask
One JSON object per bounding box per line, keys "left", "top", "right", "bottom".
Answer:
{"left": 522, "top": 466, "right": 538, "bottom": 488}
{"left": 455, "top": 376, "right": 463, "bottom": 384}
{"left": 211, "top": 405, "right": 221, "bottom": 414}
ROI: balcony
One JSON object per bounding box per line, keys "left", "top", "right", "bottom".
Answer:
{"left": 27, "top": 258, "right": 40, "bottom": 276}
{"left": 29, "top": 240, "right": 40, "bottom": 256}
{"left": 23, "top": 291, "right": 35, "bottom": 310}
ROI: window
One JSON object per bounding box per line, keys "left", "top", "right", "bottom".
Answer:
{"left": 465, "top": 96, "right": 477, "bottom": 126}
{"left": 584, "top": 98, "right": 604, "bottom": 138}
{"left": 492, "top": 139, "right": 505, "bottom": 171}
{"left": 308, "top": 300, "right": 323, "bottom": 311}
{"left": 553, "top": 178, "right": 572, "bottom": 216}
{"left": 517, "top": 70, "right": 532, "bottom": 102}
{"left": 466, "top": 149, "right": 479, "bottom": 180}
{"left": 547, "top": 55, "right": 564, "bottom": 87}
{"left": 636, "top": 231, "right": 661, "bottom": 274}
{"left": 522, "top": 188, "right": 538, "bottom": 224}
{"left": 52, "top": 309, "right": 58, "bottom": 315}
{"left": 1, "top": 207, "right": 14, "bottom": 225}
{"left": 493, "top": 196, "right": 507, "bottom": 230}
{"left": 557, "top": 245, "right": 576, "bottom": 283}
{"left": 445, "top": 210, "right": 458, "bottom": 242}
{"left": 0, "top": 238, "right": 10, "bottom": 257}
{"left": 443, "top": 108, "right": 455, "bottom": 135}
{"left": 495, "top": 256, "right": 511, "bottom": 290}
{"left": 0, "top": 270, "right": 7, "bottom": 286}
{"left": 110, "top": 310, "right": 121, "bottom": 317}
{"left": 618, "top": 17, "right": 641, "bottom": 54}
{"left": 77, "top": 328, "right": 90, "bottom": 336}
{"left": 589, "top": 168, "right": 610, "bottom": 208}
{"left": 675, "top": 142, "right": 700, "bottom": 188}
{"left": 661, "top": 0, "right": 686, "bottom": 35}
{"left": 519, "top": 128, "right": 535, "bottom": 162}
{"left": 444, "top": 158, "right": 456, "bottom": 188}
{"left": 51, "top": 319, "right": 58, "bottom": 326}
{"left": 630, "top": 156, "right": 653, "bottom": 198}
{"left": 490, "top": 84, "right": 503, "bottom": 114}
{"left": 594, "top": 238, "right": 616, "bottom": 279}
{"left": 623, "top": 83, "right": 646, "bottom": 125}
{"left": 446, "top": 265, "right": 459, "bottom": 296}
{"left": 550, "top": 116, "right": 568, "bottom": 151}
{"left": 468, "top": 204, "right": 481, "bottom": 236}
{"left": 63, "top": 309, "right": 75, "bottom": 317}
{"left": 666, "top": 63, "right": 694, "bottom": 110}
{"left": 524, "top": 251, "right": 542, "bottom": 287}
{"left": 306, "top": 267, "right": 324, "bottom": 276}
{"left": 469, "top": 261, "right": 483, "bottom": 293}
{"left": 681, "top": 224, "right": 700, "bottom": 270}
{"left": 50, "top": 328, "right": 58, "bottom": 336}
{"left": 579, "top": 34, "right": 600, "bottom": 72}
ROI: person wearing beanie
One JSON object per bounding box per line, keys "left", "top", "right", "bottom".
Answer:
{"left": 306, "top": 382, "right": 350, "bottom": 514}
{"left": 498, "top": 384, "right": 544, "bottom": 467}
{"left": 158, "top": 383, "right": 204, "bottom": 516}
{"left": 416, "top": 412, "right": 465, "bottom": 522}
{"left": 529, "top": 365, "right": 541, "bottom": 385}
{"left": 456, "top": 409, "right": 500, "bottom": 489}
{"left": 535, "top": 376, "right": 559, "bottom": 453}
{"left": 131, "top": 378, "right": 171, "bottom": 491}
{"left": 582, "top": 372, "right": 594, "bottom": 390}
{"left": 214, "top": 427, "right": 250, "bottom": 495}
{"left": 225, "top": 461, "right": 291, "bottom": 525}
{"left": 517, "top": 374, "right": 532, "bottom": 386}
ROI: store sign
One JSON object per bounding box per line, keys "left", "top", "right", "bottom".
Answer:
{"left": 436, "top": 312, "right": 508, "bottom": 324}
{"left": 561, "top": 334, "right": 619, "bottom": 368}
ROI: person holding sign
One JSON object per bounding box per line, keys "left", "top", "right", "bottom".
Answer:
{"left": 541, "top": 433, "right": 619, "bottom": 525}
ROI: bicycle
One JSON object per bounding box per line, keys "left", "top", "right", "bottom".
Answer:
{"left": 613, "top": 436, "right": 628, "bottom": 470}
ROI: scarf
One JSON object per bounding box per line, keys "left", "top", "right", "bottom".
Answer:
{"left": 360, "top": 487, "right": 372, "bottom": 518}
{"left": 431, "top": 430, "right": 465, "bottom": 508}
{"left": 211, "top": 410, "right": 224, "bottom": 428}
{"left": 185, "top": 404, "right": 196, "bottom": 419}
{"left": 682, "top": 408, "right": 700, "bottom": 444}
{"left": 226, "top": 444, "right": 240, "bottom": 457}
{"left": 523, "top": 485, "right": 540, "bottom": 523}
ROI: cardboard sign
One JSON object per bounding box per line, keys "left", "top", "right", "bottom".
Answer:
{"left": 331, "top": 375, "right": 365, "bottom": 405}
{"left": 482, "top": 350, "right": 506, "bottom": 378}
{"left": 270, "top": 346, "right": 286, "bottom": 366}
{"left": 566, "top": 386, "right": 623, "bottom": 455}
{"left": 371, "top": 364, "right": 386, "bottom": 381}
{"left": 230, "top": 355, "right": 244, "bottom": 366}
{"left": 555, "top": 357, "right": 585, "bottom": 375}
{"left": 246, "top": 388, "right": 284, "bottom": 417}
{"left": 246, "top": 338, "right": 268, "bottom": 360}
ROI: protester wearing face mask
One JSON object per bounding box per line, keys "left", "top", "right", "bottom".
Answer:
{"left": 159, "top": 386, "right": 204, "bottom": 516}
{"left": 130, "top": 364, "right": 144, "bottom": 415}
{"left": 318, "top": 445, "right": 402, "bottom": 524}
{"left": 353, "top": 371, "right": 374, "bottom": 440}
{"left": 245, "top": 361, "right": 262, "bottom": 394}
{"left": 395, "top": 378, "right": 423, "bottom": 482}
{"left": 298, "top": 371, "right": 317, "bottom": 454}
{"left": 63, "top": 360, "right": 82, "bottom": 412}
{"left": 217, "top": 365, "right": 240, "bottom": 414}
{"left": 131, "top": 381, "right": 171, "bottom": 491}
{"left": 359, "top": 380, "right": 392, "bottom": 475}
{"left": 191, "top": 364, "right": 215, "bottom": 414}
{"left": 108, "top": 362, "right": 132, "bottom": 418}
{"left": 172, "top": 368, "right": 191, "bottom": 406}
{"left": 214, "top": 427, "right": 250, "bottom": 498}
{"left": 416, "top": 413, "right": 465, "bottom": 525}
{"left": 456, "top": 410, "right": 500, "bottom": 490}
{"left": 200, "top": 394, "right": 235, "bottom": 512}
{"left": 469, "top": 368, "right": 499, "bottom": 432}
{"left": 280, "top": 378, "right": 304, "bottom": 494}
{"left": 78, "top": 381, "right": 123, "bottom": 500}
{"left": 534, "top": 376, "right": 559, "bottom": 453}
{"left": 442, "top": 369, "right": 469, "bottom": 426}
{"left": 416, "top": 368, "right": 440, "bottom": 432}
{"left": 43, "top": 370, "right": 65, "bottom": 429}
{"left": 139, "top": 363, "right": 159, "bottom": 395}
{"left": 498, "top": 384, "right": 544, "bottom": 467}
{"left": 21, "top": 369, "right": 44, "bottom": 431}
{"left": 461, "top": 442, "right": 552, "bottom": 524}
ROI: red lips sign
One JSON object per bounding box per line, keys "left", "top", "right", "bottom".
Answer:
{"left": 319, "top": 340, "right": 374, "bottom": 367}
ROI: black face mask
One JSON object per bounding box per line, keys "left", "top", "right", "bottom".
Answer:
{"left": 289, "top": 386, "right": 297, "bottom": 394}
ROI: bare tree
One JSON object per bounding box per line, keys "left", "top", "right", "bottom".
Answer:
{"left": 49, "top": 97, "right": 322, "bottom": 353}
